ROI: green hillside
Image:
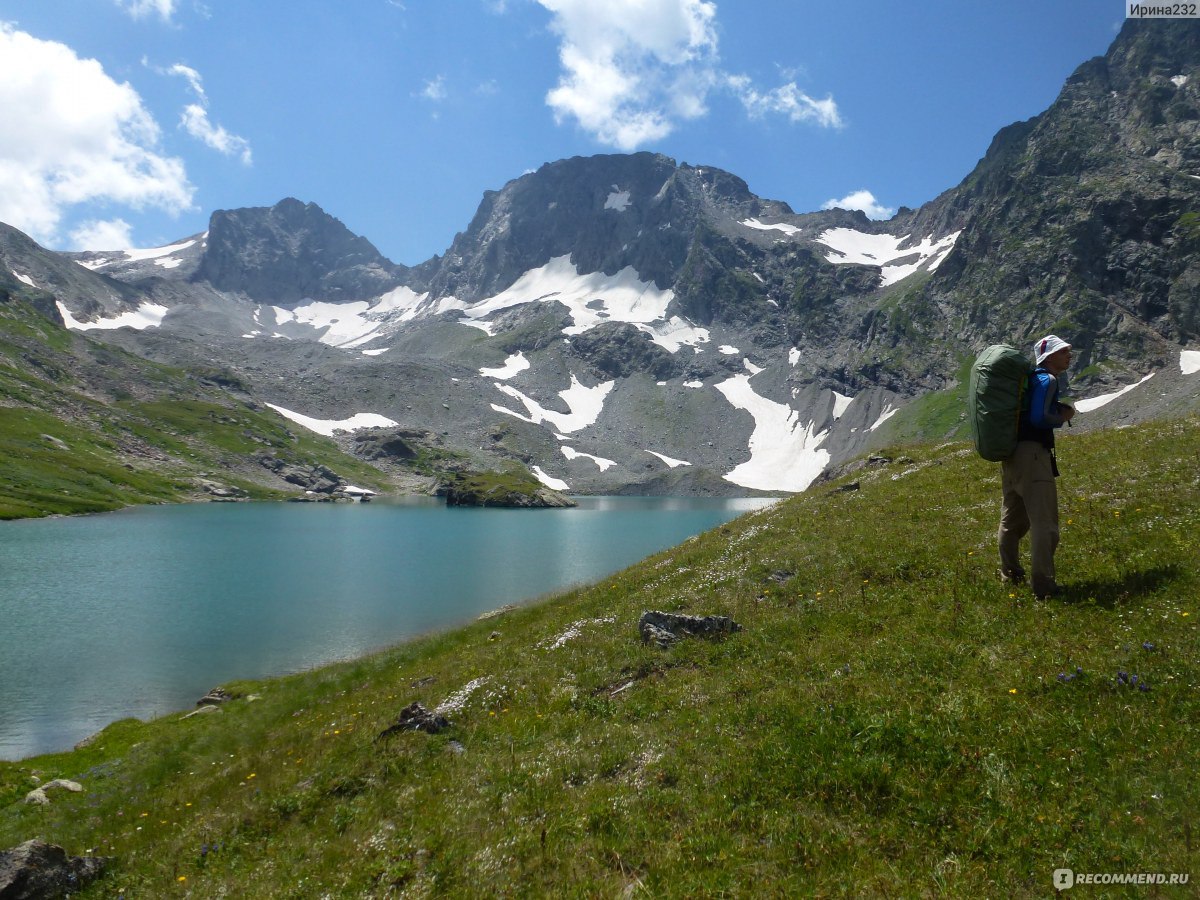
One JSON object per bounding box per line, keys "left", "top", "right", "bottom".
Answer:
{"left": 0, "top": 290, "right": 391, "bottom": 519}
{"left": 1, "top": 417, "right": 1197, "bottom": 896}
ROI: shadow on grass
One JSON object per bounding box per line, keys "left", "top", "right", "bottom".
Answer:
{"left": 1063, "top": 565, "right": 1186, "bottom": 609}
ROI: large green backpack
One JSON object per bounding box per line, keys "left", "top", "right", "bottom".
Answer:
{"left": 968, "top": 344, "right": 1034, "bottom": 461}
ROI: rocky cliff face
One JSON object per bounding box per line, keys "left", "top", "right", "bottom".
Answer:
{"left": 10, "top": 20, "right": 1200, "bottom": 497}
{"left": 193, "top": 198, "right": 407, "bottom": 304}
{"left": 924, "top": 19, "right": 1200, "bottom": 379}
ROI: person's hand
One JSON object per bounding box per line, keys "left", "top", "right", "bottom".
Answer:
{"left": 1061, "top": 404, "right": 1076, "bottom": 423}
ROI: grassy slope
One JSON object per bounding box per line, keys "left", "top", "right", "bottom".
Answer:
{"left": 0, "top": 295, "right": 392, "bottom": 519}
{"left": 1, "top": 418, "right": 1197, "bottom": 897}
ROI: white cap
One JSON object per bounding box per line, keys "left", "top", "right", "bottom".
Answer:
{"left": 1034, "top": 334, "right": 1072, "bottom": 365}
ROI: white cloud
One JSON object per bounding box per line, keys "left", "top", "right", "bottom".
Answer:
{"left": 116, "top": 0, "right": 177, "bottom": 22}
{"left": 538, "top": 0, "right": 718, "bottom": 150}
{"left": 168, "top": 63, "right": 206, "bottom": 101}
{"left": 166, "top": 63, "right": 252, "bottom": 164}
{"left": 69, "top": 218, "right": 135, "bottom": 250}
{"left": 421, "top": 75, "right": 447, "bottom": 102}
{"left": 536, "top": 0, "right": 839, "bottom": 150}
{"left": 822, "top": 189, "right": 894, "bottom": 220}
{"left": 180, "top": 104, "right": 253, "bottom": 164}
{"left": 0, "top": 24, "right": 194, "bottom": 245}
{"left": 732, "top": 77, "right": 843, "bottom": 128}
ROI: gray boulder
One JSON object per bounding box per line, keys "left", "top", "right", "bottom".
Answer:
{"left": 0, "top": 840, "right": 108, "bottom": 899}
{"left": 638, "top": 610, "right": 742, "bottom": 648}
{"left": 376, "top": 702, "right": 451, "bottom": 739}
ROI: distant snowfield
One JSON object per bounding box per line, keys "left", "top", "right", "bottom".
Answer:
{"left": 269, "top": 285, "right": 467, "bottom": 350}
{"left": 561, "top": 445, "right": 617, "bottom": 471}
{"left": 265, "top": 403, "right": 398, "bottom": 437}
{"left": 459, "top": 255, "right": 710, "bottom": 353}
{"left": 77, "top": 236, "right": 203, "bottom": 271}
{"left": 870, "top": 404, "right": 899, "bottom": 432}
{"left": 1182, "top": 350, "right": 1200, "bottom": 375}
{"left": 605, "top": 188, "right": 631, "bottom": 211}
{"left": 57, "top": 301, "right": 168, "bottom": 331}
{"left": 831, "top": 391, "right": 854, "bottom": 419}
{"left": 531, "top": 466, "right": 570, "bottom": 491}
{"left": 715, "top": 374, "right": 830, "bottom": 492}
{"left": 645, "top": 450, "right": 691, "bottom": 468}
{"left": 491, "top": 374, "right": 614, "bottom": 434}
{"left": 816, "top": 228, "right": 961, "bottom": 286}
{"left": 1075, "top": 372, "right": 1156, "bottom": 412}
{"left": 229, "top": 256, "right": 709, "bottom": 354}
{"left": 480, "top": 351, "right": 530, "bottom": 380}
{"left": 741, "top": 218, "right": 802, "bottom": 237}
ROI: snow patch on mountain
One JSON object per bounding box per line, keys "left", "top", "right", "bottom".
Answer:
{"left": 532, "top": 466, "right": 570, "bottom": 491}
{"left": 274, "top": 300, "right": 383, "bottom": 348}
{"left": 57, "top": 301, "right": 168, "bottom": 331}
{"left": 816, "top": 228, "right": 960, "bottom": 286}
{"left": 870, "top": 403, "right": 899, "bottom": 432}
{"left": 491, "top": 374, "right": 614, "bottom": 434}
{"left": 561, "top": 446, "right": 616, "bottom": 471}
{"left": 605, "top": 187, "right": 631, "bottom": 211}
{"left": 741, "top": 218, "right": 801, "bottom": 237}
{"left": 458, "top": 256, "right": 708, "bottom": 352}
{"left": 480, "top": 352, "right": 530, "bottom": 380}
{"left": 12, "top": 271, "right": 36, "bottom": 287}
{"left": 1181, "top": 350, "right": 1200, "bottom": 375}
{"left": 714, "top": 374, "right": 830, "bottom": 492}
{"left": 248, "top": 286, "right": 468, "bottom": 349}
{"left": 831, "top": 391, "right": 854, "bottom": 419}
{"left": 645, "top": 450, "right": 690, "bottom": 468}
{"left": 77, "top": 236, "right": 204, "bottom": 271}
{"left": 265, "top": 403, "right": 398, "bottom": 436}
{"left": 1074, "top": 372, "right": 1156, "bottom": 412}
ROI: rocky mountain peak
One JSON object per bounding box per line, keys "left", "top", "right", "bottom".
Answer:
{"left": 193, "top": 198, "right": 405, "bottom": 305}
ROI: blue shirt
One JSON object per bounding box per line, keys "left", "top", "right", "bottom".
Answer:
{"left": 1028, "top": 370, "right": 1068, "bottom": 430}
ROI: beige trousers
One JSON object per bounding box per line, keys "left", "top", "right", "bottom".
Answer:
{"left": 998, "top": 441, "right": 1060, "bottom": 595}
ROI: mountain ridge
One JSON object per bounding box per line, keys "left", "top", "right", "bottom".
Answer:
{"left": 3, "top": 19, "right": 1199, "bottom": 507}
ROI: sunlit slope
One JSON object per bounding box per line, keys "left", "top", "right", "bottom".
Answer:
{"left": 1, "top": 416, "right": 1196, "bottom": 895}
{"left": 0, "top": 290, "right": 389, "bottom": 518}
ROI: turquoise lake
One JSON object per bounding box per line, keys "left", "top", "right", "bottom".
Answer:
{"left": 0, "top": 496, "right": 773, "bottom": 760}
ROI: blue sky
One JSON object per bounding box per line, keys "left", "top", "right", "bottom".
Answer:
{"left": 1, "top": 1, "right": 1126, "bottom": 266}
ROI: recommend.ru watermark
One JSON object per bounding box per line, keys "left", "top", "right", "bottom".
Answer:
{"left": 1054, "top": 868, "right": 1191, "bottom": 889}
{"left": 1127, "top": 2, "right": 1200, "bottom": 17}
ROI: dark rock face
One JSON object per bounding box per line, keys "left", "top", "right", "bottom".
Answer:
{"left": 193, "top": 198, "right": 405, "bottom": 304}
{"left": 377, "top": 702, "right": 451, "bottom": 739}
{"left": 568, "top": 323, "right": 681, "bottom": 381}
{"left": 257, "top": 454, "right": 343, "bottom": 493}
{"left": 0, "top": 840, "right": 109, "bottom": 899}
{"left": 924, "top": 19, "right": 1200, "bottom": 370}
{"left": 425, "top": 152, "right": 797, "bottom": 302}
{"left": 638, "top": 610, "right": 742, "bottom": 648}
{"left": 352, "top": 427, "right": 436, "bottom": 462}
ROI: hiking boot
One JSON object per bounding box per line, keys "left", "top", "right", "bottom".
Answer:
{"left": 998, "top": 569, "right": 1026, "bottom": 585}
{"left": 1034, "top": 583, "right": 1066, "bottom": 600}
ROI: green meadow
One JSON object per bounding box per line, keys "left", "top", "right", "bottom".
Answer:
{"left": 2, "top": 416, "right": 1197, "bottom": 897}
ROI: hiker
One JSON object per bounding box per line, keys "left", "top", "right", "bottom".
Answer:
{"left": 998, "top": 334, "right": 1076, "bottom": 599}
